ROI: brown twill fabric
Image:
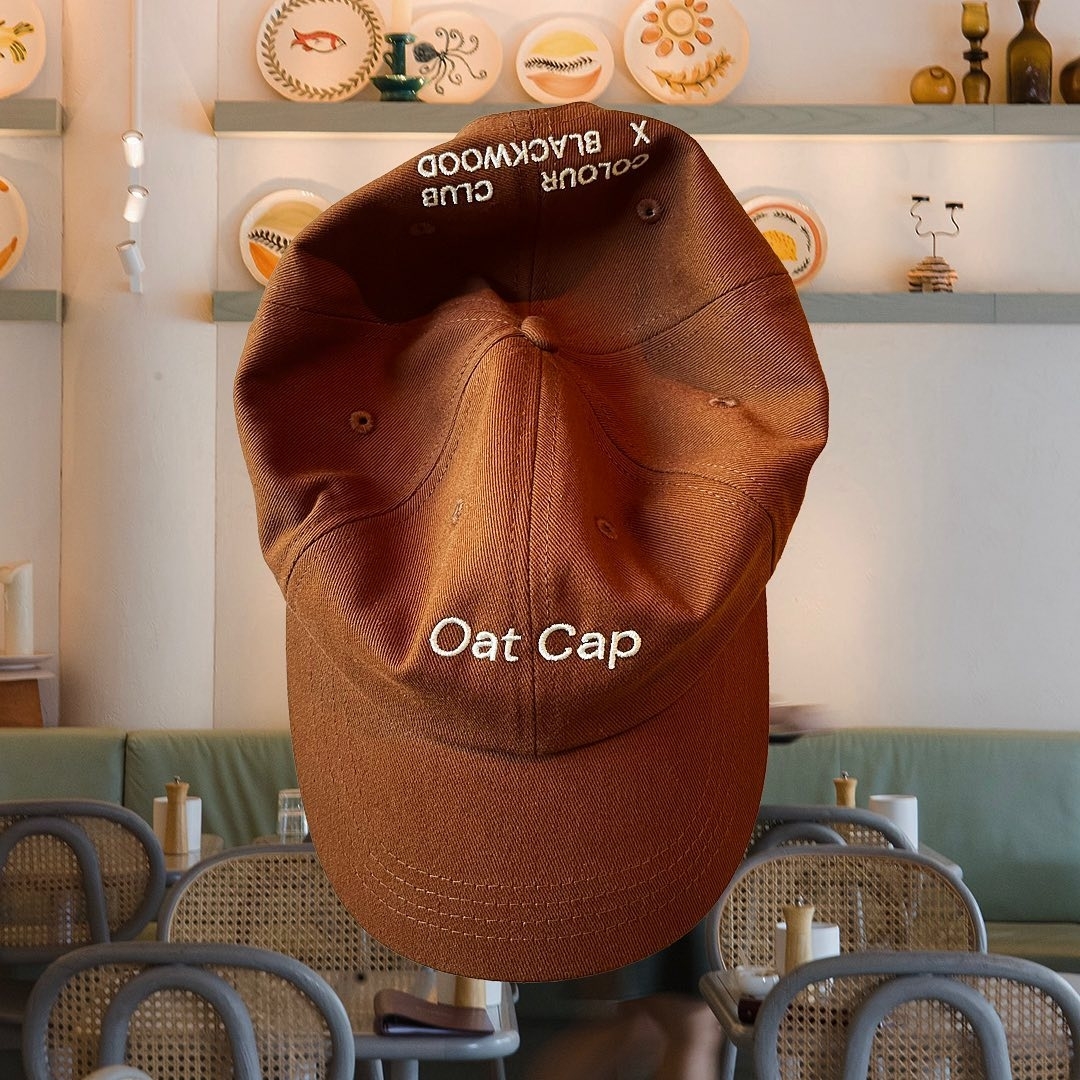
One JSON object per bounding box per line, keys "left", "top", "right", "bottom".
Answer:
{"left": 235, "top": 102, "right": 828, "bottom": 981}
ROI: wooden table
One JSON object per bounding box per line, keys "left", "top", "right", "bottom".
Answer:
{"left": 163, "top": 834, "right": 224, "bottom": 884}
{"left": 0, "top": 669, "right": 55, "bottom": 727}
{"left": 320, "top": 968, "right": 520, "bottom": 1080}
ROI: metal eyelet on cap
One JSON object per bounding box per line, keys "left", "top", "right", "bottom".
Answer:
{"left": 350, "top": 410, "right": 375, "bottom": 434}
{"left": 596, "top": 517, "right": 618, "bottom": 539}
{"left": 637, "top": 198, "right": 662, "bottom": 223}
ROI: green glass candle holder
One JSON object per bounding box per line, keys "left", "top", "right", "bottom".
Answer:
{"left": 372, "top": 33, "right": 425, "bottom": 101}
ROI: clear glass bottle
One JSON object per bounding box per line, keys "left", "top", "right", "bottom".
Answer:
{"left": 1006, "top": 0, "right": 1052, "bottom": 104}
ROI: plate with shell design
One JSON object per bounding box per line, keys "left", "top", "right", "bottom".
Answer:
{"left": 623, "top": 0, "right": 748, "bottom": 105}
{"left": 256, "top": 0, "right": 384, "bottom": 102}
{"left": 515, "top": 17, "right": 614, "bottom": 105}
{"left": 0, "top": 175, "right": 28, "bottom": 281}
{"left": 407, "top": 9, "right": 502, "bottom": 104}
{"left": 240, "top": 188, "right": 329, "bottom": 286}
{"left": 0, "top": 0, "right": 46, "bottom": 100}
{"left": 741, "top": 195, "right": 827, "bottom": 287}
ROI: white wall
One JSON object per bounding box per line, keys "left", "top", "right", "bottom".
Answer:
{"left": 7, "top": 0, "right": 1079, "bottom": 729}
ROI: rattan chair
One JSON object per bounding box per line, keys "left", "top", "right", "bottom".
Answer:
{"left": 747, "top": 803, "right": 916, "bottom": 856}
{"left": 158, "top": 843, "right": 420, "bottom": 984}
{"left": 158, "top": 844, "right": 519, "bottom": 1080}
{"left": 705, "top": 845, "right": 987, "bottom": 1080}
{"left": 0, "top": 800, "right": 166, "bottom": 1052}
{"left": 21, "top": 941, "right": 355, "bottom": 1080}
{"left": 753, "top": 950, "right": 1080, "bottom": 1080}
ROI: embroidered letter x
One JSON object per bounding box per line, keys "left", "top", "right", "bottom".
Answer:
{"left": 631, "top": 119, "right": 650, "bottom": 147}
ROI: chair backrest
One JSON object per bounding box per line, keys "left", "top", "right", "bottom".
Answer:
{"left": 21, "top": 941, "right": 355, "bottom": 1080}
{"left": 706, "top": 845, "right": 986, "bottom": 972}
{"left": 753, "top": 950, "right": 1080, "bottom": 1080}
{"left": 0, "top": 800, "right": 166, "bottom": 964}
{"left": 159, "top": 844, "right": 420, "bottom": 979}
{"left": 748, "top": 803, "right": 915, "bottom": 856}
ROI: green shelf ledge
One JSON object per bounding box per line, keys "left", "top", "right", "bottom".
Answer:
{"left": 0, "top": 99, "right": 64, "bottom": 136}
{"left": 212, "top": 101, "right": 1080, "bottom": 139}
{"left": 0, "top": 290, "right": 64, "bottom": 322}
{"left": 213, "top": 291, "right": 1080, "bottom": 325}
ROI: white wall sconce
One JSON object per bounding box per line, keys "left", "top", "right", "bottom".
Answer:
{"left": 121, "top": 129, "right": 145, "bottom": 168}
{"left": 123, "top": 185, "right": 149, "bottom": 224}
{"left": 116, "top": 239, "right": 145, "bottom": 294}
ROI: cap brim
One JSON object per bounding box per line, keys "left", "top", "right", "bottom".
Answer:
{"left": 286, "top": 593, "right": 769, "bottom": 983}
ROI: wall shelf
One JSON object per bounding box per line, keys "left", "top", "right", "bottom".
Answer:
{"left": 0, "top": 290, "right": 64, "bottom": 322}
{"left": 212, "top": 101, "right": 1080, "bottom": 139}
{"left": 0, "top": 99, "right": 64, "bottom": 137}
{"left": 213, "top": 290, "right": 1080, "bottom": 325}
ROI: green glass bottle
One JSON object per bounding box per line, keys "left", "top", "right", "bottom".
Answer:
{"left": 1007, "top": 0, "right": 1053, "bottom": 103}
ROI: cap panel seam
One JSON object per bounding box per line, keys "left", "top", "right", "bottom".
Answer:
{"left": 252, "top": 298, "right": 514, "bottom": 328}
{"left": 280, "top": 326, "right": 518, "bottom": 590}
{"left": 551, "top": 364, "right": 779, "bottom": 565}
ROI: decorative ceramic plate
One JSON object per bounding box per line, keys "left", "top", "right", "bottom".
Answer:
{"left": 256, "top": 0, "right": 384, "bottom": 102}
{"left": 623, "top": 0, "right": 748, "bottom": 104}
{"left": 240, "top": 188, "right": 329, "bottom": 286}
{"left": 0, "top": 175, "right": 28, "bottom": 281}
{"left": 406, "top": 9, "right": 502, "bottom": 103}
{"left": 0, "top": 0, "right": 46, "bottom": 100}
{"left": 0, "top": 653, "right": 50, "bottom": 671}
{"left": 741, "top": 195, "right": 827, "bottom": 286}
{"left": 515, "top": 17, "right": 614, "bottom": 104}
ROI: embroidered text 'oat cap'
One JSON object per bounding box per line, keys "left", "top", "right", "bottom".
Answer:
{"left": 234, "top": 102, "right": 828, "bottom": 982}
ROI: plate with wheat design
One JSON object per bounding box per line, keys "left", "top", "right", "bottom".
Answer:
{"left": 623, "top": 0, "right": 748, "bottom": 104}
{"left": 256, "top": 0, "right": 384, "bottom": 102}
{"left": 0, "top": 0, "right": 46, "bottom": 100}
{"left": 240, "top": 188, "right": 329, "bottom": 286}
{"left": 741, "top": 194, "right": 827, "bottom": 286}
{"left": 515, "top": 17, "right": 614, "bottom": 105}
{"left": 0, "top": 175, "right": 28, "bottom": 280}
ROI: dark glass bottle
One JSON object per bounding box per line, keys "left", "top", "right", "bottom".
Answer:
{"left": 1007, "top": 0, "right": 1053, "bottom": 103}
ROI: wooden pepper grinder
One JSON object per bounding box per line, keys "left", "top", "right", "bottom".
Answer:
{"left": 833, "top": 770, "right": 857, "bottom": 808}
{"left": 164, "top": 776, "right": 189, "bottom": 855}
{"left": 782, "top": 899, "right": 815, "bottom": 973}
{"left": 453, "top": 976, "right": 487, "bottom": 1010}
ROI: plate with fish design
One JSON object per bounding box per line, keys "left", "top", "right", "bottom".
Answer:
{"left": 256, "top": 0, "right": 384, "bottom": 102}
{"left": 515, "top": 17, "right": 614, "bottom": 105}
{"left": 623, "top": 0, "right": 748, "bottom": 105}
{"left": 0, "top": 0, "right": 46, "bottom": 100}
{"left": 240, "top": 188, "right": 329, "bottom": 286}
{"left": 407, "top": 9, "right": 502, "bottom": 104}
{"left": 0, "top": 175, "right": 28, "bottom": 281}
{"left": 741, "top": 195, "right": 827, "bottom": 286}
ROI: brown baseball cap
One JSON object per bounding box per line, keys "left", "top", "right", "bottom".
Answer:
{"left": 235, "top": 102, "right": 827, "bottom": 982}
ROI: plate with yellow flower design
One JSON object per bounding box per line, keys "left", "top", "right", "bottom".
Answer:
{"left": 0, "top": 0, "right": 46, "bottom": 100}
{"left": 516, "top": 17, "right": 614, "bottom": 104}
{"left": 623, "top": 0, "right": 748, "bottom": 104}
{"left": 741, "top": 195, "right": 827, "bottom": 287}
{"left": 0, "top": 175, "right": 28, "bottom": 281}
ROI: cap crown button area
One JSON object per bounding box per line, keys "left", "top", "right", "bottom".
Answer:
{"left": 520, "top": 316, "right": 557, "bottom": 353}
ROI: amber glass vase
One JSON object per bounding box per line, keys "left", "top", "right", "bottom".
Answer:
{"left": 1062, "top": 55, "right": 1080, "bottom": 103}
{"left": 961, "top": 2, "right": 991, "bottom": 104}
{"left": 1007, "top": 0, "right": 1052, "bottom": 103}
